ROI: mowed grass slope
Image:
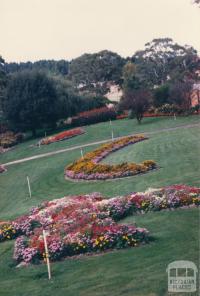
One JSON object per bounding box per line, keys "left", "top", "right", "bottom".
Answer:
{"left": 0, "top": 116, "right": 199, "bottom": 296}
{"left": 1, "top": 115, "right": 200, "bottom": 163}
{"left": 0, "top": 124, "right": 199, "bottom": 219}
{"left": 0, "top": 209, "right": 198, "bottom": 296}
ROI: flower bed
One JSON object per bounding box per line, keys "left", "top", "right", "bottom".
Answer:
{"left": 65, "top": 135, "right": 156, "bottom": 180}
{"left": 40, "top": 128, "right": 85, "bottom": 145}
{"left": 11, "top": 193, "right": 149, "bottom": 264}
{"left": 0, "top": 223, "right": 17, "bottom": 241}
{"left": 116, "top": 111, "right": 200, "bottom": 120}
{"left": 0, "top": 185, "right": 199, "bottom": 265}
{"left": 70, "top": 107, "right": 117, "bottom": 127}
{"left": 104, "top": 184, "right": 200, "bottom": 221}
{"left": 0, "top": 131, "right": 24, "bottom": 149}
{"left": 116, "top": 113, "right": 128, "bottom": 120}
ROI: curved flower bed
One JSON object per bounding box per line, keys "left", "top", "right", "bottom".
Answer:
{"left": 0, "top": 185, "right": 199, "bottom": 265}
{"left": 40, "top": 128, "right": 85, "bottom": 145}
{"left": 65, "top": 135, "right": 156, "bottom": 180}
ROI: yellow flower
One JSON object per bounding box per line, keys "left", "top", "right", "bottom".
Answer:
{"left": 95, "top": 239, "right": 99, "bottom": 245}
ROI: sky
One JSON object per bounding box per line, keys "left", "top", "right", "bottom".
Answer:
{"left": 0, "top": 0, "right": 200, "bottom": 63}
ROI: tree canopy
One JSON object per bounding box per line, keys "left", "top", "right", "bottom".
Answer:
{"left": 4, "top": 71, "right": 59, "bottom": 136}
{"left": 5, "top": 60, "right": 69, "bottom": 76}
{"left": 2, "top": 38, "right": 200, "bottom": 132}
{"left": 120, "top": 62, "right": 151, "bottom": 123}
{"left": 132, "top": 38, "right": 199, "bottom": 87}
{"left": 168, "top": 80, "right": 193, "bottom": 111}
{"left": 3, "top": 69, "right": 110, "bottom": 136}
{"left": 69, "top": 50, "right": 125, "bottom": 94}
{"left": 153, "top": 84, "right": 170, "bottom": 108}
{"left": 0, "top": 56, "right": 7, "bottom": 112}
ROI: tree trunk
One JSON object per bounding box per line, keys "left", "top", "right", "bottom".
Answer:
{"left": 136, "top": 113, "right": 142, "bottom": 124}
{"left": 32, "top": 128, "right": 36, "bottom": 138}
{"left": 197, "top": 90, "right": 200, "bottom": 106}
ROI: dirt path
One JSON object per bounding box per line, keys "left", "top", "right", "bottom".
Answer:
{"left": 2, "top": 122, "right": 200, "bottom": 167}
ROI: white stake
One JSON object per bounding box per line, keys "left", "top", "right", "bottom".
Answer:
{"left": 109, "top": 119, "right": 112, "bottom": 126}
{"left": 174, "top": 113, "right": 176, "bottom": 120}
{"left": 43, "top": 229, "right": 51, "bottom": 280}
{"left": 26, "top": 176, "right": 32, "bottom": 198}
{"left": 80, "top": 148, "right": 84, "bottom": 159}
{"left": 111, "top": 130, "right": 114, "bottom": 141}
{"left": 38, "top": 141, "right": 41, "bottom": 148}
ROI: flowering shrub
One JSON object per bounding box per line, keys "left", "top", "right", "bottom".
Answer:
{"left": 0, "top": 165, "right": 6, "bottom": 174}
{"left": 116, "top": 113, "right": 128, "bottom": 120}
{"left": 156, "top": 104, "right": 180, "bottom": 114}
{"left": 65, "top": 135, "right": 156, "bottom": 180}
{"left": 0, "top": 131, "right": 24, "bottom": 148}
{"left": 13, "top": 237, "right": 39, "bottom": 264}
{"left": 0, "top": 223, "right": 17, "bottom": 241}
{"left": 12, "top": 215, "right": 35, "bottom": 236}
{"left": 40, "top": 128, "right": 85, "bottom": 145}
{"left": 104, "top": 185, "right": 200, "bottom": 221}
{"left": 71, "top": 107, "right": 117, "bottom": 127}
{"left": 9, "top": 192, "right": 149, "bottom": 264}
{"left": 0, "top": 185, "right": 198, "bottom": 264}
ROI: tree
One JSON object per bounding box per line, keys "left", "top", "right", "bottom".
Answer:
{"left": 120, "top": 62, "right": 151, "bottom": 123}
{"left": 4, "top": 71, "right": 58, "bottom": 136}
{"left": 153, "top": 84, "right": 170, "bottom": 107}
{"left": 5, "top": 60, "right": 69, "bottom": 76}
{"left": 78, "top": 94, "right": 110, "bottom": 112}
{"left": 169, "top": 80, "right": 193, "bottom": 112}
{"left": 132, "top": 38, "right": 199, "bottom": 87}
{"left": 0, "top": 56, "right": 7, "bottom": 112}
{"left": 53, "top": 77, "right": 81, "bottom": 119}
{"left": 53, "top": 76, "right": 109, "bottom": 120}
{"left": 69, "top": 50, "right": 125, "bottom": 94}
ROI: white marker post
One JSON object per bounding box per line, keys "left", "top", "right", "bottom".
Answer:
{"left": 111, "top": 130, "right": 114, "bottom": 141}
{"left": 26, "top": 176, "right": 32, "bottom": 198}
{"left": 109, "top": 119, "right": 112, "bottom": 126}
{"left": 38, "top": 141, "right": 41, "bottom": 148}
{"left": 43, "top": 229, "right": 51, "bottom": 280}
{"left": 80, "top": 148, "right": 84, "bottom": 159}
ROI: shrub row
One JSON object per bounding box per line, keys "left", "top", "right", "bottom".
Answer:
{"left": 70, "top": 107, "right": 117, "bottom": 127}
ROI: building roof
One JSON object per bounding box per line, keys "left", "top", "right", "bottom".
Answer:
{"left": 166, "top": 261, "right": 198, "bottom": 272}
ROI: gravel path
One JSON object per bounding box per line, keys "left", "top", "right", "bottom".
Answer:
{"left": 2, "top": 122, "right": 200, "bottom": 167}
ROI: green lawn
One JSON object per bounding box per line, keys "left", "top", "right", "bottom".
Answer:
{"left": 0, "top": 124, "right": 199, "bottom": 220}
{"left": 0, "top": 116, "right": 199, "bottom": 296}
{"left": 1, "top": 115, "right": 200, "bottom": 163}
{"left": 0, "top": 209, "right": 198, "bottom": 296}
